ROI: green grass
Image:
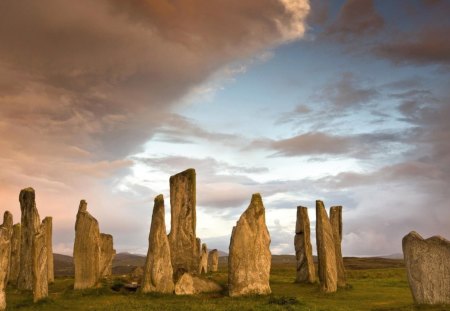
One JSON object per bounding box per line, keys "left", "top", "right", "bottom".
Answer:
{"left": 5, "top": 265, "right": 450, "bottom": 310}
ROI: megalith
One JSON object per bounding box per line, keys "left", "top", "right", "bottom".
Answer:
{"left": 198, "top": 243, "right": 208, "bottom": 274}
{"left": 99, "top": 233, "right": 115, "bottom": 278}
{"left": 73, "top": 200, "right": 101, "bottom": 289}
{"left": 0, "top": 212, "right": 13, "bottom": 310}
{"left": 8, "top": 223, "right": 21, "bottom": 285}
{"left": 174, "top": 273, "right": 223, "bottom": 295}
{"left": 18, "top": 187, "right": 41, "bottom": 290}
{"left": 168, "top": 169, "right": 198, "bottom": 279}
{"left": 42, "top": 217, "right": 54, "bottom": 283}
{"left": 316, "top": 200, "right": 337, "bottom": 293}
{"left": 208, "top": 249, "right": 219, "bottom": 272}
{"left": 294, "top": 206, "right": 315, "bottom": 283}
{"left": 330, "top": 206, "right": 346, "bottom": 287}
{"left": 141, "top": 194, "right": 174, "bottom": 294}
{"left": 228, "top": 193, "right": 271, "bottom": 297}
{"left": 32, "top": 222, "right": 48, "bottom": 302}
{"left": 402, "top": 231, "right": 450, "bottom": 305}
{"left": 1, "top": 212, "right": 13, "bottom": 282}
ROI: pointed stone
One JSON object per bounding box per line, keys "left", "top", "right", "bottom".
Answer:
{"left": 228, "top": 193, "right": 271, "bottom": 297}
{"left": 73, "top": 200, "right": 101, "bottom": 289}
{"left": 32, "top": 222, "right": 48, "bottom": 302}
{"left": 168, "top": 169, "right": 198, "bottom": 279}
{"left": 330, "top": 206, "right": 346, "bottom": 287}
{"left": 18, "top": 187, "right": 41, "bottom": 290}
{"left": 198, "top": 243, "right": 208, "bottom": 274}
{"left": 99, "top": 234, "right": 115, "bottom": 278}
{"left": 174, "top": 273, "right": 222, "bottom": 295}
{"left": 402, "top": 231, "right": 450, "bottom": 304}
{"left": 8, "top": 223, "right": 21, "bottom": 285}
{"left": 208, "top": 249, "right": 219, "bottom": 272}
{"left": 294, "top": 206, "right": 315, "bottom": 283}
{"left": 316, "top": 200, "right": 337, "bottom": 293}
{"left": 42, "top": 217, "right": 54, "bottom": 283}
{"left": 141, "top": 195, "right": 174, "bottom": 294}
{"left": 0, "top": 212, "right": 13, "bottom": 310}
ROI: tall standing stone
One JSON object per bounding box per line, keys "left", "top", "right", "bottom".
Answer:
{"left": 73, "top": 200, "right": 101, "bottom": 289}
{"left": 8, "top": 223, "right": 21, "bottom": 285}
{"left": 208, "top": 249, "right": 219, "bottom": 272}
{"left": 228, "top": 193, "right": 271, "bottom": 297}
{"left": 294, "top": 206, "right": 315, "bottom": 283}
{"left": 198, "top": 243, "right": 208, "bottom": 274}
{"left": 0, "top": 211, "right": 13, "bottom": 310}
{"left": 32, "top": 222, "right": 48, "bottom": 302}
{"left": 168, "top": 169, "right": 197, "bottom": 279}
{"left": 18, "top": 187, "right": 41, "bottom": 290}
{"left": 42, "top": 217, "right": 54, "bottom": 283}
{"left": 316, "top": 200, "right": 337, "bottom": 293}
{"left": 402, "top": 231, "right": 450, "bottom": 305}
{"left": 99, "top": 234, "right": 115, "bottom": 278}
{"left": 330, "top": 206, "right": 346, "bottom": 287}
{"left": 142, "top": 195, "right": 174, "bottom": 294}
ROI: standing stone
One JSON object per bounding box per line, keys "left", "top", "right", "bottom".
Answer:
{"left": 142, "top": 195, "right": 174, "bottom": 294}
{"left": 99, "top": 234, "right": 115, "bottom": 278}
{"left": 208, "top": 249, "right": 219, "bottom": 272}
{"left": 195, "top": 238, "right": 201, "bottom": 272}
{"left": 228, "top": 193, "right": 271, "bottom": 297}
{"left": 8, "top": 223, "right": 21, "bottom": 285}
{"left": 168, "top": 169, "right": 198, "bottom": 279}
{"left": 18, "top": 187, "right": 41, "bottom": 290}
{"left": 330, "top": 206, "right": 346, "bottom": 287}
{"left": 73, "top": 200, "right": 101, "bottom": 289}
{"left": 32, "top": 222, "right": 48, "bottom": 302}
{"left": 402, "top": 231, "right": 450, "bottom": 305}
{"left": 42, "top": 217, "right": 54, "bottom": 283}
{"left": 316, "top": 200, "right": 337, "bottom": 293}
{"left": 0, "top": 212, "right": 13, "bottom": 310}
{"left": 294, "top": 206, "right": 315, "bottom": 283}
{"left": 198, "top": 243, "right": 208, "bottom": 274}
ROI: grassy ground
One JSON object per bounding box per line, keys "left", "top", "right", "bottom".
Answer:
{"left": 5, "top": 263, "right": 450, "bottom": 310}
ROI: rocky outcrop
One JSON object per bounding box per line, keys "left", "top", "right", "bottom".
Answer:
{"left": 330, "top": 206, "right": 346, "bottom": 287}
{"left": 402, "top": 231, "right": 450, "bottom": 305}
{"left": 42, "top": 217, "right": 54, "bottom": 283}
{"left": 18, "top": 188, "right": 41, "bottom": 290}
{"left": 73, "top": 200, "right": 101, "bottom": 289}
{"left": 198, "top": 243, "right": 208, "bottom": 274}
{"left": 0, "top": 212, "right": 13, "bottom": 310}
{"left": 208, "top": 249, "right": 219, "bottom": 272}
{"left": 294, "top": 206, "right": 315, "bottom": 283}
{"left": 174, "top": 273, "right": 222, "bottom": 295}
{"left": 316, "top": 200, "right": 337, "bottom": 293}
{"left": 168, "top": 169, "right": 198, "bottom": 279}
{"left": 99, "top": 234, "right": 115, "bottom": 278}
{"left": 228, "top": 193, "right": 271, "bottom": 297}
{"left": 8, "top": 223, "right": 21, "bottom": 285}
{"left": 141, "top": 195, "right": 174, "bottom": 294}
{"left": 32, "top": 223, "right": 48, "bottom": 302}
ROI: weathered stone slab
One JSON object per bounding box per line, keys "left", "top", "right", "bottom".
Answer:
{"left": 8, "top": 223, "right": 21, "bottom": 285}
{"left": 174, "top": 273, "right": 222, "bottom": 295}
{"left": 208, "top": 249, "right": 219, "bottom": 272}
{"left": 168, "top": 169, "right": 198, "bottom": 279}
{"left": 402, "top": 231, "right": 450, "bottom": 305}
{"left": 228, "top": 193, "right": 271, "bottom": 297}
{"left": 142, "top": 195, "right": 174, "bottom": 294}
{"left": 18, "top": 187, "right": 41, "bottom": 290}
{"left": 1, "top": 212, "right": 13, "bottom": 284}
{"left": 99, "top": 233, "right": 115, "bottom": 278}
{"left": 330, "top": 206, "right": 346, "bottom": 287}
{"left": 294, "top": 206, "right": 315, "bottom": 283}
{"left": 73, "top": 200, "right": 101, "bottom": 289}
{"left": 32, "top": 223, "right": 48, "bottom": 302}
{"left": 42, "top": 217, "right": 54, "bottom": 283}
{"left": 316, "top": 200, "right": 337, "bottom": 293}
{"left": 198, "top": 243, "right": 208, "bottom": 274}
{"left": 0, "top": 213, "right": 12, "bottom": 310}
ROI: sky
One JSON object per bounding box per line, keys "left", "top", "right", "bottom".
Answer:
{"left": 1, "top": 0, "right": 450, "bottom": 257}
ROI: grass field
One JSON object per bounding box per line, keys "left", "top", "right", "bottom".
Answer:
{"left": 5, "top": 258, "right": 450, "bottom": 311}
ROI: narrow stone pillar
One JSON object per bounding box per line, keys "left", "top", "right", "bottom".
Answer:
{"left": 330, "top": 206, "right": 346, "bottom": 287}
{"left": 294, "top": 206, "right": 315, "bottom": 283}
{"left": 42, "top": 217, "right": 54, "bottom": 283}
